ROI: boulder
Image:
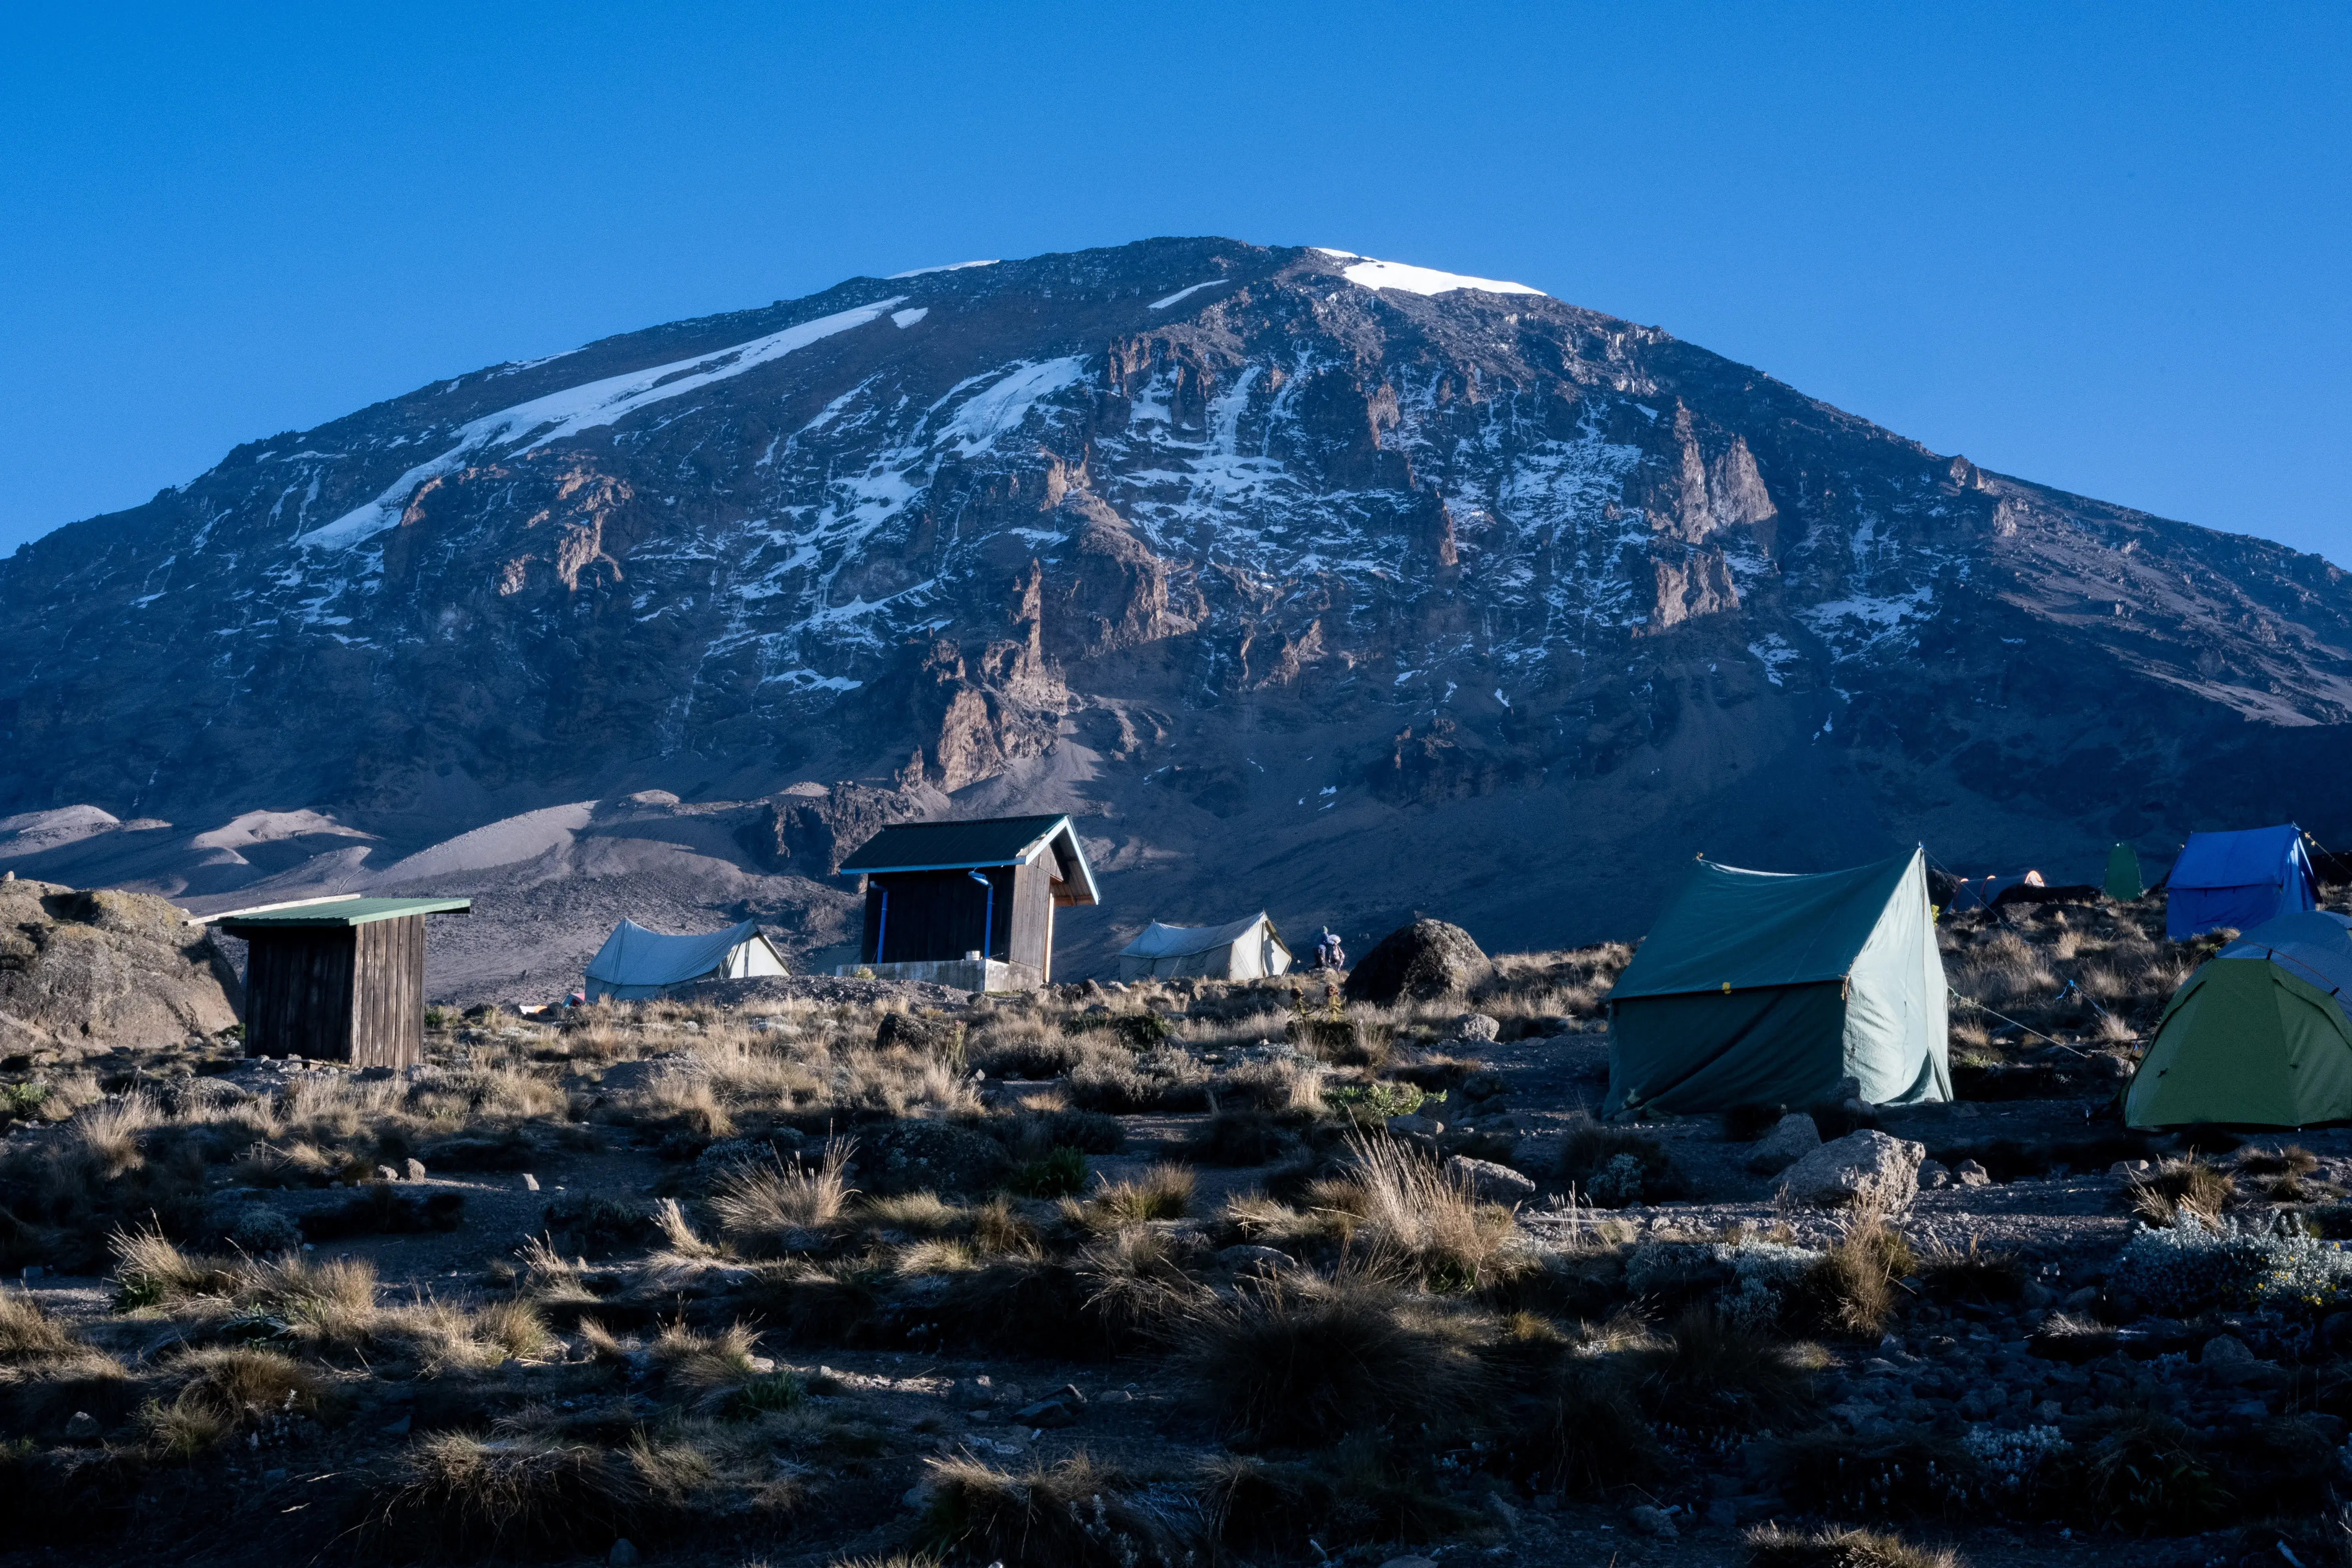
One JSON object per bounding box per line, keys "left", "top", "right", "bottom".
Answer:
{"left": 1917, "top": 1159, "right": 1951, "bottom": 1189}
{"left": 1745, "top": 1112, "right": 1821, "bottom": 1174}
{"left": 1777, "top": 1128, "right": 1926, "bottom": 1209}
{"left": 1342, "top": 920, "right": 1490, "bottom": 1005}
{"left": 1385, "top": 1113, "right": 1443, "bottom": 1139}
{"left": 1955, "top": 1159, "right": 1992, "bottom": 1187}
{"left": 1445, "top": 1155, "right": 1536, "bottom": 1204}
{"left": 223, "top": 1204, "right": 301, "bottom": 1254}
{"left": 1452, "top": 1012, "right": 1501, "bottom": 1042}
{"left": 1627, "top": 1503, "right": 1679, "bottom": 1540}
{"left": 876, "top": 1011, "right": 965, "bottom": 1057}
{"left": 2198, "top": 1334, "right": 2257, "bottom": 1386}
{"left": 0, "top": 880, "right": 240, "bottom": 1052}
{"left": 63, "top": 1410, "right": 99, "bottom": 1443}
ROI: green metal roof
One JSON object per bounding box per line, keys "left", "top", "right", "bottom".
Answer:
{"left": 215, "top": 897, "right": 472, "bottom": 931}
{"left": 836, "top": 814, "right": 1099, "bottom": 904}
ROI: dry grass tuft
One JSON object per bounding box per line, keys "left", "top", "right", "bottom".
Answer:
{"left": 651, "top": 1318, "right": 761, "bottom": 1394}
{"left": 1794, "top": 1186, "right": 1915, "bottom": 1335}
{"left": 919, "top": 1452, "right": 1189, "bottom": 1568}
{"left": 1745, "top": 1523, "right": 1963, "bottom": 1568}
{"left": 366, "top": 1432, "right": 651, "bottom": 1558}
{"left": 1180, "top": 1263, "right": 1490, "bottom": 1446}
{"left": 2129, "top": 1156, "right": 2235, "bottom": 1225}
{"left": 143, "top": 1344, "right": 320, "bottom": 1456}
{"left": 1079, "top": 1164, "right": 1196, "bottom": 1229}
{"left": 0, "top": 1289, "right": 77, "bottom": 1363}
{"left": 1339, "top": 1133, "right": 1521, "bottom": 1289}
{"left": 711, "top": 1138, "right": 858, "bottom": 1250}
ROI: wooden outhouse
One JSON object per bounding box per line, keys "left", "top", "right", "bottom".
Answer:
{"left": 214, "top": 896, "right": 471, "bottom": 1069}
{"left": 835, "top": 815, "right": 1098, "bottom": 990}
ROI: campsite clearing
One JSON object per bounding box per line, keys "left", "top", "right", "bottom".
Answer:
{"left": 2, "top": 882, "right": 2351, "bottom": 1568}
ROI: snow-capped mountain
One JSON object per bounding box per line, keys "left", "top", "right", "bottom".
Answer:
{"left": 5, "top": 236, "right": 2350, "bottom": 968}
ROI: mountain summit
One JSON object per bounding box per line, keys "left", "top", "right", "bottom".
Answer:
{"left": 5, "top": 236, "right": 2350, "bottom": 969}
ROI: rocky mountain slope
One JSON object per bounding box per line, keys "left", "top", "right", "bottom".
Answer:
{"left": 4, "top": 237, "right": 2350, "bottom": 989}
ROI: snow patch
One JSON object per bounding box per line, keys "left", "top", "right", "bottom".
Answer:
{"left": 299, "top": 298, "right": 904, "bottom": 551}
{"left": 1332, "top": 255, "right": 1543, "bottom": 298}
{"left": 939, "top": 357, "right": 1087, "bottom": 457}
{"left": 888, "top": 260, "right": 998, "bottom": 278}
{"left": 1748, "top": 634, "right": 1800, "bottom": 687}
{"left": 891, "top": 307, "right": 929, "bottom": 328}
{"left": 1149, "top": 280, "right": 1227, "bottom": 310}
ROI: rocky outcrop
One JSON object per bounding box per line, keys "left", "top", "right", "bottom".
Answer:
{"left": 1778, "top": 1129, "right": 1926, "bottom": 1210}
{"left": 740, "top": 783, "right": 921, "bottom": 875}
{"left": 1344, "top": 920, "right": 1491, "bottom": 1005}
{"left": 0, "top": 879, "right": 239, "bottom": 1052}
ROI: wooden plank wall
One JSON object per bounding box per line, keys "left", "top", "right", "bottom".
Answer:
{"left": 352, "top": 915, "right": 425, "bottom": 1070}
{"left": 244, "top": 928, "right": 356, "bottom": 1060}
{"left": 1009, "top": 860, "right": 1054, "bottom": 974}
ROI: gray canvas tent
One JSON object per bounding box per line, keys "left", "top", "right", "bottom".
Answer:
{"left": 1605, "top": 849, "right": 1951, "bottom": 1118}
{"left": 1116, "top": 913, "right": 1292, "bottom": 981}
{"left": 583, "top": 919, "right": 788, "bottom": 1001}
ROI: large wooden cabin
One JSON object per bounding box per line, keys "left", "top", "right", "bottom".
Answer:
{"left": 835, "top": 815, "right": 1098, "bottom": 990}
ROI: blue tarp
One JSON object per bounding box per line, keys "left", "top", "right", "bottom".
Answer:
{"left": 2165, "top": 824, "right": 2317, "bottom": 941}
{"left": 2217, "top": 910, "right": 2352, "bottom": 1022}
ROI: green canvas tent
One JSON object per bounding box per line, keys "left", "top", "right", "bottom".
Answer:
{"left": 2105, "top": 843, "right": 2145, "bottom": 902}
{"left": 1605, "top": 849, "right": 1951, "bottom": 1118}
{"left": 2124, "top": 912, "right": 2352, "bottom": 1129}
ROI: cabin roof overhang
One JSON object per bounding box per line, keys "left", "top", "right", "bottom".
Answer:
{"left": 214, "top": 896, "right": 473, "bottom": 933}
{"left": 838, "top": 815, "right": 1099, "bottom": 906}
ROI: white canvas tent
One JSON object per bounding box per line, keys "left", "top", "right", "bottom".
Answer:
{"left": 1116, "top": 913, "right": 1291, "bottom": 981}
{"left": 583, "top": 919, "right": 788, "bottom": 1001}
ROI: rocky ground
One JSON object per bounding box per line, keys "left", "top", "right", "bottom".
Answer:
{"left": 2, "top": 897, "right": 2350, "bottom": 1568}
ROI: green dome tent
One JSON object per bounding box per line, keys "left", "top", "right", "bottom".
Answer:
{"left": 2125, "top": 911, "right": 2352, "bottom": 1129}
{"left": 2105, "top": 843, "right": 2145, "bottom": 902}
{"left": 1605, "top": 849, "right": 1951, "bottom": 1118}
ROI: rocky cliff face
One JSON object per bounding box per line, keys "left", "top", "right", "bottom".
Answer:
{"left": 4, "top": 237, "right": 2350, "bottom": 970}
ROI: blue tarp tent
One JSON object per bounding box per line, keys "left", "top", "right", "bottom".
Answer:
{"left": 2165, "top": 825, "right": 2317, "bottom": 941}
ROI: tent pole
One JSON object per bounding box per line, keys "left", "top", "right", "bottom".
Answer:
{"left": 876, "top": 887, "right": 889, "bottom": 964}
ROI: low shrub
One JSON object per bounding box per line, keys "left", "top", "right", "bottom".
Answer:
{"left": 1187, "top": 1109, "right": 1295, "bottom": 1166}
{"left": 1009, "top": 1147, "right": 1088, "bottom": 1199}
{"left": 1634, "top": 1306, "right": 1822, "bottom": 1432}
{"left": 1913, "top": 1238, "right": 2027, "bottom": 1304}
{"left": 1558, "top": 1117, "right": 1683, "bottom": 1207}
{"left": 1179, "top": 1266, "right": 1489, "bottom": 1446}
{"left": 364, "top": 1433, "right": 651, "bottom": 1559}
{"left": 918, "top": 1453, "right": 1189, "bottom": 1568}
{"left": 2107, "top": 1210, "right": 2352, "bottom": 1315}
{"left": 1201, "top": 1438, "right": 1478, "bottom": 1553}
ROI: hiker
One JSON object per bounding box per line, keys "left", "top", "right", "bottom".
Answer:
{"left": 1315, "top": 928, "right": 1345, "bottom": 971}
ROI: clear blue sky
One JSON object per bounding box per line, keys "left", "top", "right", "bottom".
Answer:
{"left": 2, "top": 2, "right": 2345, "bottom": 559}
